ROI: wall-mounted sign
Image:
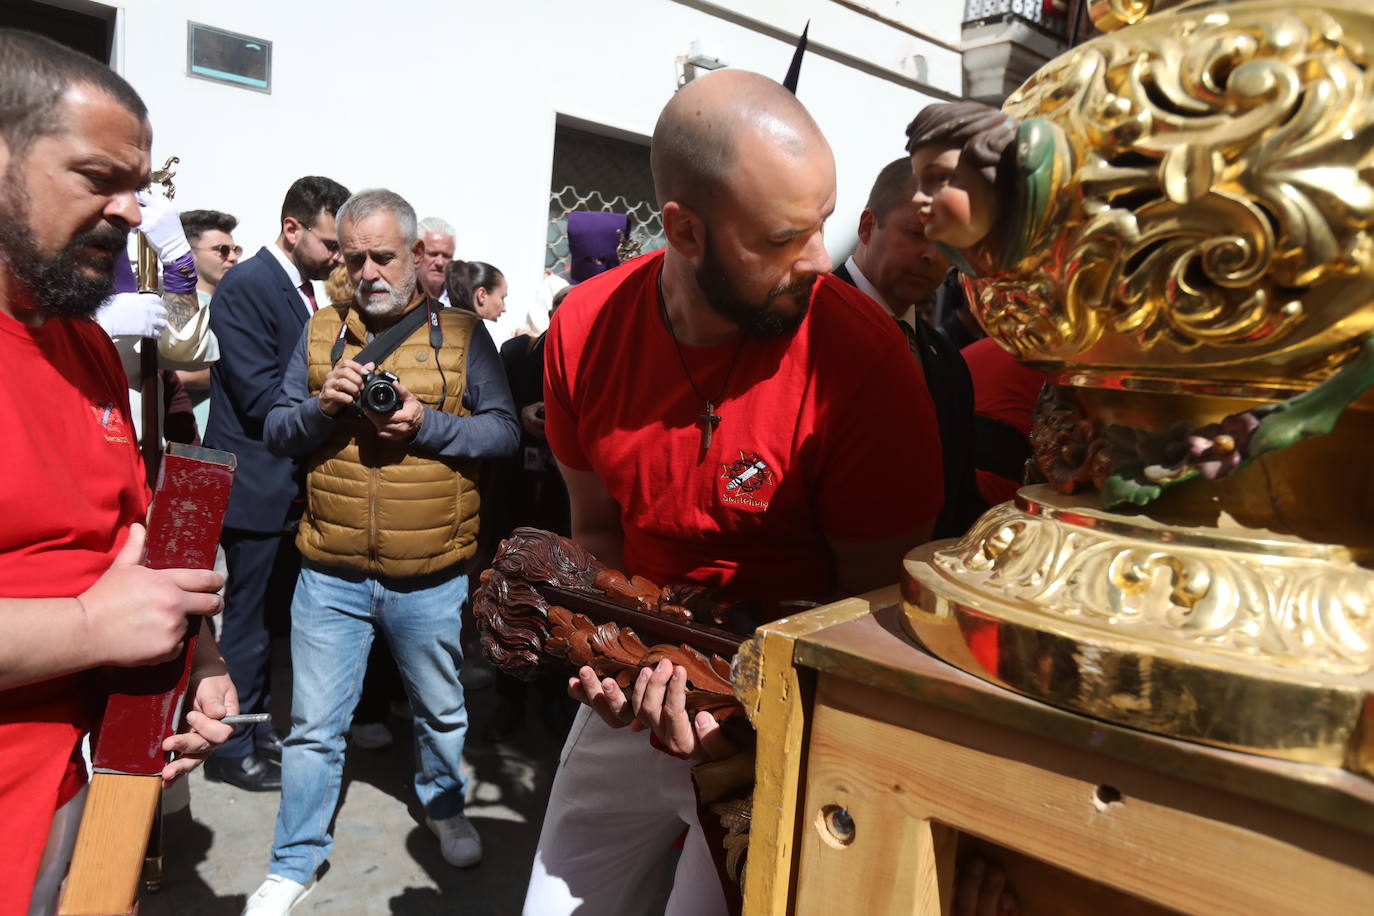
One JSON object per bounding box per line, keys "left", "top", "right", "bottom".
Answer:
{"left": 186, "top": 22, "right": 271, "bottom": 93}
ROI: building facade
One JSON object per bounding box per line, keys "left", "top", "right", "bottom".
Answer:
{"left": 8, "top": 0, "right": 1066, "bottom": 338}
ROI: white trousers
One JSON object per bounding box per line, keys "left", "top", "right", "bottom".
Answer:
{"left": 523, "top": 706, "right": 729, "bottom": 916}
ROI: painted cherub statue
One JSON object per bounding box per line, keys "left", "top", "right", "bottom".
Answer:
{"left": 903, "top": 100, "right": 1064, "bottom": 280}
{"left": 901, "top": 104, "right": 1374, "bottom": 510}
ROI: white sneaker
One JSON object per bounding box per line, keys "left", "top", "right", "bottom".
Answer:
{"left": 350, "top": 721, "right": 394, "bottom": 750}
{"left": 241, "top": 875, "right": 315, "bottom": 915}
{"left": 427, "top": 813, "right": 483, "bottom": 867}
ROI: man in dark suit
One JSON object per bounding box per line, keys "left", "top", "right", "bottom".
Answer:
{"left": 203, "top": 176, "right": 350, "bottom": 790}
{"left": 834, "top": 157, "right": 986, "bottom": 539}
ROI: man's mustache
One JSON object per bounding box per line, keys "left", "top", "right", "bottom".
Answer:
{"left": 70, "top": 223, "right": 127, "bottom": 254}
{"left": 768, "top": 275, "right": 816, "bottom": 299}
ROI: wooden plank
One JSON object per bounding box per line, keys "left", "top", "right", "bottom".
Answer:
{"left": 791, "top": 604, "right": 1374, "bottom": 838}
{"left": 58, "top": 773, "right": 161, "bottom": 915}
{"left": 959, "top": 836, "right": 1181, "bottom": 916}
{"left": 66, "top": 443, "right": 235, "bottom": 913}
{"left": 799, "top": 673, "right": 1374, "bottom": 915}
{"left": 795, "top": 795, "right": 957, "bottom": 916}
{"left": 736, "top": 588, "right": 895, "bottom": 916}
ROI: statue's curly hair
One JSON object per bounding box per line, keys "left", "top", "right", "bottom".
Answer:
{"left": 904, "top": 101, "right": 1018, "bottom": 186}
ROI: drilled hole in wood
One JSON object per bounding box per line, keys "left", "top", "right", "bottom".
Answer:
{"left": 1094, "top": 784, "right": 1124, "bottom": 810}
{"left": 816, "top": 804, "right": 856, "bottom": 848}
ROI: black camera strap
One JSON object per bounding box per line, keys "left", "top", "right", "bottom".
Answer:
{"left": 330, "top": 298, "right": 442, "bottom": 368}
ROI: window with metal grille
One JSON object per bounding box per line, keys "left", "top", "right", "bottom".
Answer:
{"left": 546, "top": 122, "right": 666, "bottom": 279}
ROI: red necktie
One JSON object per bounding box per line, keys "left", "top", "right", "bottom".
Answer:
{"left": 300, "top": 280, "right": 318, "bottom": 312}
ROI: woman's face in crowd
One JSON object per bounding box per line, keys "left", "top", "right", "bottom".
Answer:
{"left": 475, "top": 277, "right": 507, "bottom": 320}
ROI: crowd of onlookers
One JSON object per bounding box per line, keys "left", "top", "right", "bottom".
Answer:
{"left": 102, "top": 149, "right": 1043, "bottom": 901}
{"left": 108, "top": 161, "right": 1044, "bottom": 916}
{"left": 2, "top": 25, "right": 1039, "bottom": 916}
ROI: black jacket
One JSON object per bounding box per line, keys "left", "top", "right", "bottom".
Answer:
{"left": 204, "top": 246, "right": 312, "bottom": 532}
{"left": 833, "top": 263, "right": 986, "bottom": 539}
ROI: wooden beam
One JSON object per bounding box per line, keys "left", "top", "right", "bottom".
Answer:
{"left": 58, "top": 773, "right": 161, "bottom": 915}
{"left": 737, "top": 588, "right": 894, "bottom": 916}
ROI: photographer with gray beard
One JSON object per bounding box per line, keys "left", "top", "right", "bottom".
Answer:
{"left": 247, "top": 189, "right": 518, "bottom": 914}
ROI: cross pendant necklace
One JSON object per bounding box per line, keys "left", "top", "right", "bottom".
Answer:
{"left": 659, "top": 269, "right": 747, "bottom": 454}
{"left": 699, "top": 401, "right": 722, "bottom": 449}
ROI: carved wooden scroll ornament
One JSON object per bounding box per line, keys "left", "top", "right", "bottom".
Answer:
{"left": 473, "top": 527, "right": 747, "bottom": 728}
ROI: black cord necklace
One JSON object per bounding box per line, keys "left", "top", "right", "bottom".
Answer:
{"left": 658, "top": 268, "right": 747, "bottom": 452}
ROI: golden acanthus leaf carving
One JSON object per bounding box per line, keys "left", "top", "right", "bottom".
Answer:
{"left": 709, "top": 795, "right": 752, "bottom": 885}
{"left": 981, "top": 2, "right": 1374, "bottom": 370}
{"left": 1088, "top": 0, "right": 1166, "bottom": 32}
{"left": 931, "top": 503, "right": 1374, "bottom": 674}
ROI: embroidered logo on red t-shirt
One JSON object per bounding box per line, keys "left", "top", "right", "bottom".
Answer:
{"left": 91, "top": 400, "right": 131, "bottom": 444}
{"left": 721, "top": 451, "right": 776, "bottom": 510}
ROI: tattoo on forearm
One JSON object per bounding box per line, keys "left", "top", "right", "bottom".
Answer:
{"left": 162, "top": 291, "right": 200, "bottom": 331}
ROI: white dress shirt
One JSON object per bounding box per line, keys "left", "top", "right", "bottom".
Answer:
{"left": 266, "top": 242, "right": 317, "bottom": 316}
{"left": 843, "top": 255, "right": 916, "bottom": 327}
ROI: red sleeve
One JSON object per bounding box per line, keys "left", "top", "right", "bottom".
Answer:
{"left": 962, "top": 337, "right": 1045, "bottom": 435}
{"left": 542, "top": 307, "right": 592, "bottom": 471}
{"left": 816, "top": 335, "right": 944, "bottom": 542}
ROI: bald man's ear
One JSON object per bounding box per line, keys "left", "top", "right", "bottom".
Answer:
{"left": 857, "top": 209, "right": 877, "bottom": 246}
{"left": 662, "top": 201, "right": 706, "bottom": 260}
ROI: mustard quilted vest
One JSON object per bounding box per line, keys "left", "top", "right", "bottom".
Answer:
{"left": 296, "top": 300, "right": 480, "bottom": 577}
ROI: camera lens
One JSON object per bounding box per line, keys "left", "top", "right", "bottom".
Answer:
{"left": 363, "top": 378, "right": 399, "bottom": 413}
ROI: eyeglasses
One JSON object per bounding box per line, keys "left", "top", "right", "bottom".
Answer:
{"left": 196, "top": 244, "right": 243, "bottom": 259}
{"left": 304, "top": 225, "right": 340, "bottom": 254}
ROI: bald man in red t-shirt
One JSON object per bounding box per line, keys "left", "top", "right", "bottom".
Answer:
{"left": 525, "top": 69, "right": 1015, "bottom": 916}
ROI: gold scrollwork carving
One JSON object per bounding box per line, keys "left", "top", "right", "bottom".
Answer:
{"left": 985, "top": 2, "right": 1374, "bottom": 370}
{"left": 933, "top": 502, "right": 1374, "bottom": 674}
{"left": 1089, "top": 0, "right": 1159, "bottom": 32}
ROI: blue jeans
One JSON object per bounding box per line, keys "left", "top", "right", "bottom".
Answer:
{"left": 269, "top": 561, "right": 469, "bottom": 882}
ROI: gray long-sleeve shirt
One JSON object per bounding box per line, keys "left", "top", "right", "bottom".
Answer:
{"left": 265, "top": 315, "right": 520, "bottom": 460}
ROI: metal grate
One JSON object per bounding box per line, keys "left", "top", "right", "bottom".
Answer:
{"left": 546, "top": 186, "right": 667, "bottom": 280}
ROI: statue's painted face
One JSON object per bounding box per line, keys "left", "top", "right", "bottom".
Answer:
{"left": 909, "top": 144, "right": 997, "bottom": 250}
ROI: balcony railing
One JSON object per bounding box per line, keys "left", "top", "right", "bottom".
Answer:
{"left": 963, "top": 0, "right": 1071, "bottom": 38}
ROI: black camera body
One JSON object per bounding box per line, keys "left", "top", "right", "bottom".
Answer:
{"left": 357, "top": 369, "right": 401, "bottom": 414}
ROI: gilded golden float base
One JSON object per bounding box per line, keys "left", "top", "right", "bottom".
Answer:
{"left": 901, "top": 486, "right": 1374, "bottom": 776}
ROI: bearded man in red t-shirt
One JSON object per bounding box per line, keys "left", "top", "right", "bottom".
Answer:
{"left": 525, "top": 69, "right": 1016, "bottom": 916}
{"left": 0, "top": 30, "right": 235, "bottom": 916}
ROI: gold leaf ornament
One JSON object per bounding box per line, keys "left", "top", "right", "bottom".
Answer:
{"left": 985, "top": 2, "right": 1374, "bottom": 376}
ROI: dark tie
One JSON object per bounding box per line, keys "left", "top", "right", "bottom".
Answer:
{"left": 895, "top": 318, "right": 921, "bottom": 357}
{"left": 300, "top": 280, "right": 318, "bottom": 312}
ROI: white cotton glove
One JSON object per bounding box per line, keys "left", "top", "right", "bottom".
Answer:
{"left": 135, "top": 188, "right": 192, "bottom": 265}
{"left": 95, "top": 292, "right": 168, "bottom": 339}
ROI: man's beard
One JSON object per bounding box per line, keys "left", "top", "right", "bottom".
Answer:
{"left": 695, "top": 232, "right": 815, "bottom": 339}
{"left": 0, "top": 178, "right": 125, "bottom": 320}
{"left": 296, "top": 247, "right": 336, "bottom": 282}
{"left": 355, "top": 273, "right": 416, "bottom": 318}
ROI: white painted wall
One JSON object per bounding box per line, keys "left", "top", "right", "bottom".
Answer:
{"left": 94, "top": 0, "right": 962, "bottom": 339}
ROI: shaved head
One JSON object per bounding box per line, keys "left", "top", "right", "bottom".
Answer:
{"left": 651, "top": 69, "right": 827, "bottom": 214}
{"left": 651, "top": 70, "right": 836, "bottom": 342}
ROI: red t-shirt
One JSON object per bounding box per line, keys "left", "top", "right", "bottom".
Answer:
{"left": 0, "top": 310, "right": 146, "bottom": 913}
{"left": 962, "top": 336, "right": 1045, "bottom": 505}
{"left": 544, "top": 250, "right": 943, "bottom": 605}
{"left": 963, "top": 337, "right": 1044, "bottom": 436}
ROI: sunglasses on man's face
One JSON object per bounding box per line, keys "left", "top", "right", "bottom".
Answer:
{"left": 197, "top": 244, "right": 243, "bottom": 259}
